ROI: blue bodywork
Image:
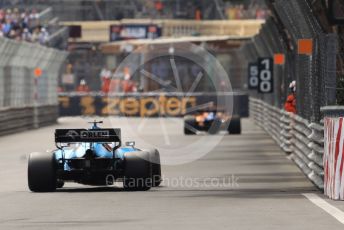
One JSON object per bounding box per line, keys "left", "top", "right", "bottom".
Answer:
{"left": 54, "top": 144, "right": 136, "bottom": 161}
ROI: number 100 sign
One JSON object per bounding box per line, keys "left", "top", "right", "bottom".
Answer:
{"left": 258, "top": 58, "right": 273, "bottom": 94}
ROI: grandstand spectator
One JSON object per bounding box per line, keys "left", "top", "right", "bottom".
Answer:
{"left": 112, "top": 68, "right": 124, "bottom": 92}
{"left": 225, "top": 2, "right": 268, "bottom": 20}
{"left": 235, "top": 5, "right": 244, "bottom": 19}
{"left": 29, "top": 8, "right": 39, "bottom": 21}
{"left": 101, "top": 67, "right": 124, "bottom": 94}
{"left": 155, "top": 1, "right": 163, "bottom": 14}
{"left": 22, "top": 27, "right": 32, "bottom": 41}
{"left": 195, "top": 8, "right": 202, "bottom": 20}
{"left": 100, "top": 67, "right": 112, "bottom": 80}
{"left": 100, "top": 68, "right": 111, "bottom": 94}
{"left": 0, "top": 7, "right": 49, "bottom": 45}
{"left": 5, "top": 8, "right": 11, "bottom": 20}
{"left": 12, "top": 8, "right": 20, "bottom": 24}
{"left": 101, "top": 77, "right": 111, "bottom": 94}
{"left": 57, "top": 86, "right": 64, "bottom": 93}
{"left": 119, "top": 67, "right": 136, "bottom": 93}
{"left": 0, "top": 9, "right": 4, "bottom": 22}
{"left": 2, "top": 18, "right": 11, "bottom": 35}
{"left": 76, "top": 79, "right": 90, "bottom": 93}
{"left": 21, "top": 10, "right": 30, "bottom": 28}
{"left": 256, "top": 8, "right": 267, "bottom": 19}
{"left": 39, "top": 27, "right": 49, "bottom": 45}
{"left": 122, "top": 74, "right": 137, "bottom": 93}
{"left": 31, "top": 27, "right": 40, "bottom": 42}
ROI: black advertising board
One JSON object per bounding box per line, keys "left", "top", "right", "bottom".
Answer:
{"left": 110, "top": 24, "right": 162, "bottom": 41}
{"left": 58, "top": 93, "right": 249, "bottom": 118}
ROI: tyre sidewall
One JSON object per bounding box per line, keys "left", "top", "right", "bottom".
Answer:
{"left": 28, "top": 152, "right": 57, "bottom": 192}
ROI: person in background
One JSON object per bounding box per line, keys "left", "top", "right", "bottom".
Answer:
{"left": 57, "top": 86, "right": 64, "bottom": 93}
{"left": 29, "top": 8, "right": 39, "bottom": 24}
{"left": 0, "top": 7, "right": 48, "bottom": 45}
{"left": 2, "top": 18, "right": 12, "bottom": 35}
{"left": 155, "top": 0, "right": 163, "bottom": 17}
{"left": 121, "top": 67, "right": 137, "bottom": 93}
{"left": 22, "top": 27, "right": 32, "bottom": 41}
{"left": 31, "top": 27, "right": 40, "bottom": 42}
{"left": 101, "top": 70, "right": 112, "bottom": 94}
{"left": 8, "top": 28, "right": 16, "bottom": 39}
{"left": 21, "top": 9, "right": 30, "bottom": 28}
{"left": 100, "top": 66, "right": 111, "bottom": 80}
{"left": 0, "top": 9, "right": 5, "bottom": 22}
{"left": 195, "top": 8, "right": 202, "bottom": 20}
{"left": 235, "top": 5, "right": 244, "bottom": 19}
{"left": 122, "top": 74, "right": 137, "bottom": 93}
{"left": 284, "top": 81, "right": 296, "bottom": 114}
{"left": 5, "top": 9, "right": 11, "bottom": 21}
{"left": 12, "top": 8, "right": 20, "bottom": 25}
{"left": 256, "top": 7, "right": 267, "bottom": 19}
{"left": 110, "top": 68, "right": 123, "bottom": 93}
{"left": 76, "top": 79, "right": 90, "bottom": 93}
{"left": 227, "top": 5, "right": 236, "bottom": 20}
{"left": 100, "top": 67, "right": 112, "bottom": 93}
{"left": 39, "top": 27, "right": 49, "bottom": 45}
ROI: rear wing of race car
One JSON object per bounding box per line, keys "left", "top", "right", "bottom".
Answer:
{"left": 55, "top": 129, "right": 121, "bottom": 143}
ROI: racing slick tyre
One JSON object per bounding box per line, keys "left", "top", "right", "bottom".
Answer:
{"left": 184, "top": 117, "right": 197, "bottom": 135}
{"left": 148, "top": 149, "right": 162, "bottom": 187}
{"left": 208, "top": 119, "right": 222, "bottom": 135}
{"left": 228, "top": 118, "right": 241, "bottom": 135}
{"left": 28, "top": 152, "right": 57, "bottom": 192}
{"left": 56, "top": 180, "right": 65, "bottom": 189}
{"left": 123, "top": 151, "right": 152, "bottom": 191}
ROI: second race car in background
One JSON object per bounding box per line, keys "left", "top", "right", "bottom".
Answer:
{"left": 184, "top": 110, "right": 241, "bottom": 135}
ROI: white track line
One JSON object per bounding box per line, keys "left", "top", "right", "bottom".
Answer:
{"left": 303, "top": 193, "right": 344, "bottom": 225}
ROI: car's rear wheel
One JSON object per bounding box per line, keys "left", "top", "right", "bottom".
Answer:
{"left": 184, "top": 117, "right": 197, "bottom": 135}
{"left": 56, "top": 180, "right": 65, "bottom": 189}
{"left": 228, "top": 118, "right": 241, "bottom": 135}
{"left": 28, "top": 152, "right": 56, "bottom": 192}
{"left": 148, "top": 149, "right": 162, "bottom": 187}
{"left": 123, "top": 151, "right": 152, "bottom": 191}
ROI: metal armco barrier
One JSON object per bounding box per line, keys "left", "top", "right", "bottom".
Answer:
{"left": 0, "top": 37, "right": 67, "bottom": 136}
{"left": 58, "top": 92, "right": 249, "bottom": 117}
{"left": 242, "top": 0, "right": 338, "bottom": 191}
{"left": 322, "top": 106, "right": 344, "bottom": 200}
{"left": 0, "top": 105, "right": 58, "bottom": 136}
{"left": 250, "top": 98, "right": 324, "bottom": 189}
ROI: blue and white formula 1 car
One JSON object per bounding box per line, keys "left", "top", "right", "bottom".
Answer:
{"left": 28, "top": 121, "right": 161, "bottom": 192}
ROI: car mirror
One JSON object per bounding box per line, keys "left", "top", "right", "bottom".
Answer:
{"left": 125, "top": 141, "right": 135, "bottom": 147}
{"left": 57, "top": 143, "right": 70, "bottom": 149}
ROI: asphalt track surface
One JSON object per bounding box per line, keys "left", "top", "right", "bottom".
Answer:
{"left": 1, "top": 117, "right": 344, "bottom": 230}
